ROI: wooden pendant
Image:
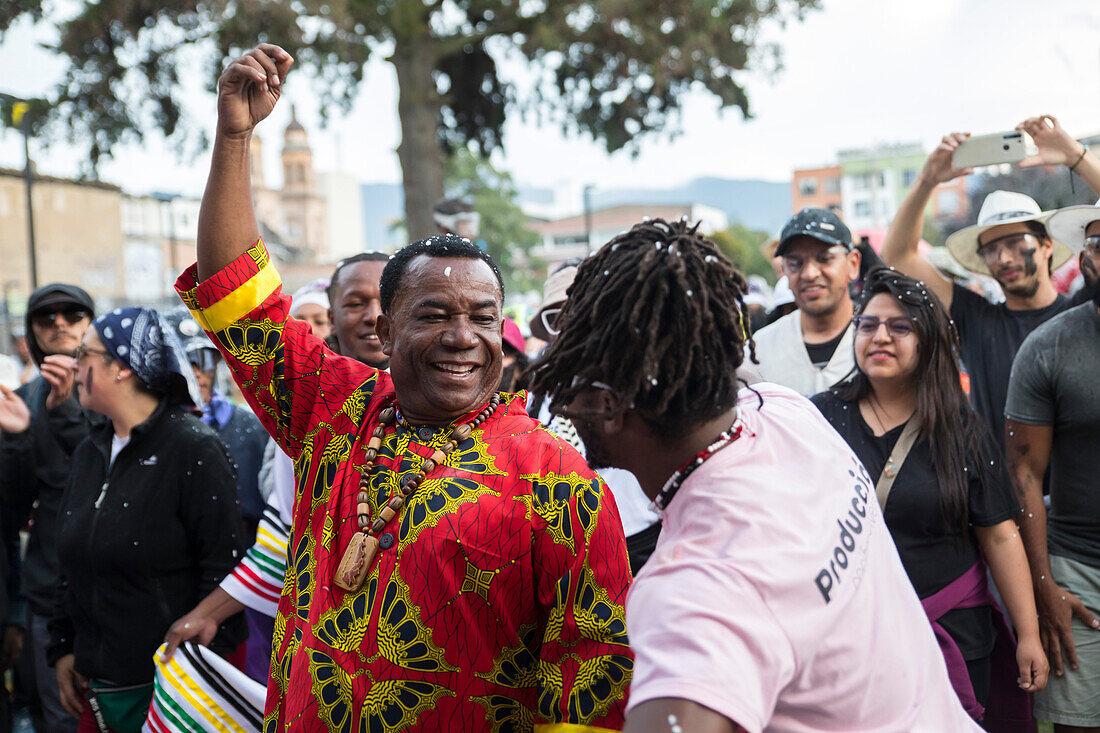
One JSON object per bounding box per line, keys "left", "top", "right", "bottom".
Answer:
{"left": 335, "top": 533, "right": 378, "bottom": 592}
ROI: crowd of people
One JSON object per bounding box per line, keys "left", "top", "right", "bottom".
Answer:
{"left": 0, "top": 40, "right": 1097, "bottom": 733}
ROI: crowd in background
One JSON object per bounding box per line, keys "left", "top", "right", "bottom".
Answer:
{"left": 0, "top": 41, "right": 1097, "bottom": 733}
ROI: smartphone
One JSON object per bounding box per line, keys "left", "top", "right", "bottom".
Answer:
{"left": 952, "top": 131, "right": 1027, "bottom": 169}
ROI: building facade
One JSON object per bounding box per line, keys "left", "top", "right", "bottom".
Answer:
{"left": 792, "top": 143, "right": 968, "bottom": 230}
{"left": 791, "top": 165, "right": 843, "bottom": 215}
{"left": 121, "top": 193, "right": 201, "bottom": 305}
{"left": 249, "top": 106, "right": 330, "bottom": 260}
{"left": 529, "top": 203, "right": 729, "bottom": 275}
{"left": 0, "top": 168, "right": 126, "bottom": 312}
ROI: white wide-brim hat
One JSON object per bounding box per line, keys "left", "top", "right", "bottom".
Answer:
{"left": 945, "top": 190, "right": 1073, "bottom": 275}
{"left": 1046, "top": 200, "right": 1100, "bottom": 254}
{"left": 529, "top": 265, "right": 577, "bottom": 341}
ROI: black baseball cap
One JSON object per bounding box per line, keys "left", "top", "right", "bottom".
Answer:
{"left": 776, "top": 208, "right": 853, "bottom": 256}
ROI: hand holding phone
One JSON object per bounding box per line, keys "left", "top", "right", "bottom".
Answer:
{"left": 952, "top": 131, "right": 1028, "bottom": 169}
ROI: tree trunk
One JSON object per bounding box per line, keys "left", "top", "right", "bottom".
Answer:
{"left": 391, "top": 41, "right": 445, "bottom": 242}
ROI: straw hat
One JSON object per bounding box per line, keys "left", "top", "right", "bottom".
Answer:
{"left": 529, "top": 265, "right": 577, "bottom": 341}
{"left": 1046, "top": 200, "right": 1100, "bottom": 254}
{"left": 944, "top": 190, "right": 1073, "bottom": 275}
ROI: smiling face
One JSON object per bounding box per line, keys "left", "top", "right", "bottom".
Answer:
{"left": 377, "top": 255, "right": 504, "bottom": 425}
{"left": 330, "top": 260, "right": 388, "bottom": 367}
{"left": 782, "top": 236, "right": 860, "bottom": 317}
{"left": 976, "top": 222, "right": 1053, "bottom": 299}
{"left": 854, "top": 293, "right": 920, "bottom": 385}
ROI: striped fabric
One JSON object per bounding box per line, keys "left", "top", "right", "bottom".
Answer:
{"left": 219, "top": 504, "right": 290, "bottom": 618}
{"left": 145, "top": 642, "right": 265, "bottom": 733}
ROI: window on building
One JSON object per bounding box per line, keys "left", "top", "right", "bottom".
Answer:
{"left": 874, "top": 172, "right": 886, "bottom": 188}
{"left": 824, "top": 177, "right": 840, "bottom": 194}
{"left": 901, "top": 169, "right": 918, "bottom": 187}
{"left": 799, "top": 178, "right": 818, "bottom": 196}
{"left": 854, "top": 201, "right": 872, "bottom": 217}
{"left": 852, "top": 174, "right": 871, "bottom": 190}
{"left": 936, "top": 190, "right": 960, "bottom": 215}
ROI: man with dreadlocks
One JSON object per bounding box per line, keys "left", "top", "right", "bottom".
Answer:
{"left": 529, "top": 218, "right": 979, "bottom": 732}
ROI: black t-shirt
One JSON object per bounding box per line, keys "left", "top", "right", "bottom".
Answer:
{"left": 804, "top": 330, "right": 846, "bottom": 369}
{"left": 950, "top": 284, "right": 1075, "bottom": 452}
{"left": 812, "top": 391, "right": 1021, "bottom": 659}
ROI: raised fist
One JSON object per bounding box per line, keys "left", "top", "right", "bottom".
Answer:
{"left": 216, "top": 43, "right": 294, "bottom": 139}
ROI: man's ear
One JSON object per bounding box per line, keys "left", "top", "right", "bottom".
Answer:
{"left": 327, "top": 307, "right": 335, "bottom": 329}
{"left": 847, "top": 248, "right": 862, "bottom": 283}
{"left": 594, "top": 389, "right": 626, "bottom": 436}
{"left": 376, "top": 313, "right": 394, "bottom": 356}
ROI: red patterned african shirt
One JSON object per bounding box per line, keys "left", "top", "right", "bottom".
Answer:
{"left": 176, "top": 242, "right": 633, "bottom": 732}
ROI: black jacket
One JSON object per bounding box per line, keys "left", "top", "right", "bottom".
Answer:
{"left": 47, "top": 401, "right": 247, "bottom": 684}
{"left": 1, "top": 380, "right": 100, "bottom": 619}
{"left": 1, "top": 283, "right": 99, "bottom": 620}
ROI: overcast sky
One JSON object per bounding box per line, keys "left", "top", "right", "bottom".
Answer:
{"left": 1, "top": 0, "right": 1098, "bottom": 198}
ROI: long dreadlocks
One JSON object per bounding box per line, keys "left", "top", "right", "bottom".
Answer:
{"left": 528, "top": 218, "right": 755, "bottom": 435}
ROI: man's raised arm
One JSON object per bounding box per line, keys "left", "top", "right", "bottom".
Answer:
{"left": 197, "top": 44, "right": 293, "bottom": 282}
{"left": 881, "top": 133, "right": 972, "bottom": 310}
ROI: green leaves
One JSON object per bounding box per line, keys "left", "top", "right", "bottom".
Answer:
{"left": 445, "top": 147, "right": 542, "bottom": 292}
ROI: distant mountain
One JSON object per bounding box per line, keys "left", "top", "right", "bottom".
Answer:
{"left": 590, "top": 177, "right": 790, "bottom": 233}
{"left": 361, "top": 176, "right": 791, "bottom": 249}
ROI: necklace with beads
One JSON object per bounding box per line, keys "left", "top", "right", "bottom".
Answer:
{"left": 653, "top": 415, "right": 744, "bottom": 511}
{"left": 335, "top": 392, "right": 501, "bottom": 592}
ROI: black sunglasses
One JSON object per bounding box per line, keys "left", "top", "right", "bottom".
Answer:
{"left": 31, "top": 306, "right": 91, "bottom": 328}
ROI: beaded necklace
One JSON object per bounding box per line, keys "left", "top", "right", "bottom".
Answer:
{"left": 335, "top": 392, "right": 502, "bottom": 592}
{"left": 653, "top": 415, "right": 744, "bottom": 511}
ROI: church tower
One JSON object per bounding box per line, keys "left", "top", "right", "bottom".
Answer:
{"left": 280, "top": 105, "right": 327, "bottom": 256}
{"left": 249, "top": 133, "right": 281, "bottom": 237}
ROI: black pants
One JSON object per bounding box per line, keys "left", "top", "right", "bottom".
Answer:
{"left": 965, "top": 653, "right": 992, "bottom": 709}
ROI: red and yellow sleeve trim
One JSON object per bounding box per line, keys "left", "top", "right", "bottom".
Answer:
{"left": 534, "top": 726, "right": 620, "bottom": 733}
{"left": 175, "top": 240, "right": 282, "bottom": 333}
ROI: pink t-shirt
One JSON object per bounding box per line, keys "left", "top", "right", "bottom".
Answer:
{"left": 626, "top": 384, "right": 980, "bottom": 733}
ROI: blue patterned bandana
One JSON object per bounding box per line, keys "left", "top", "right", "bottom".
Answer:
{"left": 94, "top": 307, "right": 202, "bottom": 407}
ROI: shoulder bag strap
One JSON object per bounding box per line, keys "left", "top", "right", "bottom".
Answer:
{"left": 875, "top": 416, "right": 921, "bottom": 511}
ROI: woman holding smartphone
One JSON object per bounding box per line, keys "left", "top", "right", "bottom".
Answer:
{"left": 811, "top": 268, "right": 1047, "bottom": 724}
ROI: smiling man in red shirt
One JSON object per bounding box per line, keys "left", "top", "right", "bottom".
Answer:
{"left": 175, "top": 42, "right": 632, "bottom": 732}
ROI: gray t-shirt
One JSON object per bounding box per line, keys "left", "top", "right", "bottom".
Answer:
{"left": 1005, "top": 303, "right": 1100, "bottom": 567}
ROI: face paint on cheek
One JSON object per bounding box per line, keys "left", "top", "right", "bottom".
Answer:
{"left": 1081, "top": 255, "right": 1098, "bottom": 284}
{"left": 85, "top": 365, "right": 93, "bottom": 396}
{"left": 1020, "top": 247, "right": 1039, "bottom": 277}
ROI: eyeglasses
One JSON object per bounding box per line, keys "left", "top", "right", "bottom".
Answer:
{"left": 852, "top": 315, "right": 915, "bottom": 338}
{"left": 31, "top": 306, "right": 91, "bottom": 329}
{"left": 540, "top": 307, "right": 563, "bottom": 337}
{"left": 781, "top": 246, "right": 848, "bottom": 276}
{"left": 976, "top": 233, "right": 1040, "bottom": 263}
{"left": 74, "top": 344, "right": 111, "bottom": 362}
{"left": 1084, "top": 234, "right": 1100, "bottom": 254}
